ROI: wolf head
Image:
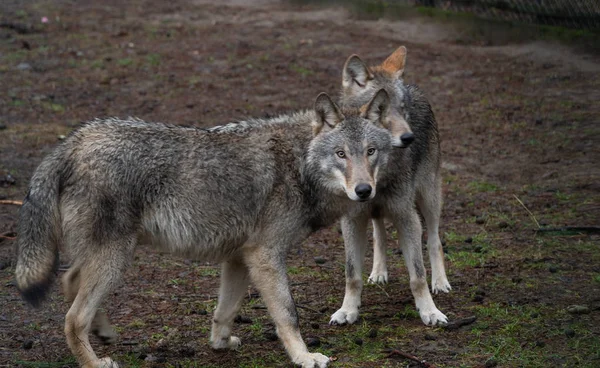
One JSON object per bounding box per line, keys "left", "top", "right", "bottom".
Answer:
{"left": 341, "top": 46, "right": 414, "bottom": 148}
{"left": 308, "top": 90, "right": 393, "bottom": 202}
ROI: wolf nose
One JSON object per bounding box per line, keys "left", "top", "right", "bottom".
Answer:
{"left": 400, "top": 132, "right": 415, "bottom": 146}
{"left": 355, "top": 184, "right": 372, "bottom": 200}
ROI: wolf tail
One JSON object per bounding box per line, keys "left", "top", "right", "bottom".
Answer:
{"left": 15, "top": 147, "right": 67, "bottom": 307}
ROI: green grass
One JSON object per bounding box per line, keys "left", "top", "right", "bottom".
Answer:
{"left": 467, "top": 180, "right": 498, "bottom": 193}
{"left": 13, "top": 357, "right": 77, "bottom": 367}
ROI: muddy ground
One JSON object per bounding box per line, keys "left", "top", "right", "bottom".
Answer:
{"left": 1, "top": 1, "right": 599, "bottom": 367}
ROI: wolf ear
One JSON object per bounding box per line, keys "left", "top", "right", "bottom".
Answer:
{"left": 342, "top": 55, "right": 373, "bottom": 89}
{"left": 313, "top": 93, "right": 344, "bottom": 136}
{"left": 381, "top": 46, "right": 407, "bottom": 78}
{"left": 363, "top": 89, "right": 390, "bottom": 125}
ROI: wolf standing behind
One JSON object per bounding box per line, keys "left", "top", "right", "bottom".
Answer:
{"left": 330, "top": 47, "right": 451, "bottom": 327}
{"left": 15, "top": 91, "right": 396, "bottom": 368}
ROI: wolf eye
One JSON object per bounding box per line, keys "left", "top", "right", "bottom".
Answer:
{"left": 367, "top": 148, "right": 376, "bottom": 156}
{"left": 336, "top": 150, "right": 346, "bottom": 158}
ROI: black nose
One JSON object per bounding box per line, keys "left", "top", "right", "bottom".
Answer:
{"left": 400, "top": 132, "right": 415, "bottom": 146}
{"left": 355, "top": 184, "right": 372, "bottom": 200}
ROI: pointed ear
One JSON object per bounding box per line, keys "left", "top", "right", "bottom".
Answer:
{"left": 363, "top": 89, "right": 390, "bottom": 125}
{"left": 342, "top": 55, "right": 373, "bottom": 89}
{"left": 381, "top": 46, "right": 407, "bottom": 78}
{"left": 313, "top": 93, "right": 344, "bottom": 136}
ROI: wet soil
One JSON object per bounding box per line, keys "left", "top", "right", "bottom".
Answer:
{"left": 1, "top": 1, "right": 599, "bottom": 367}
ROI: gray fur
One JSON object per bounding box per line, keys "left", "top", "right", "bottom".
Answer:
{"left": 330, "top": 49, "right": 451, "bottom": 328}
{"left": 15, "top": 93, "right": 394, "bottom": 368}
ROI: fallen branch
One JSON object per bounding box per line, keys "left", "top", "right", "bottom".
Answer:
{"left": 443, "top": 315, "right": 477, "bottom": 330}
{"left": 383, "top": 349, "right": 438, "bottom": 368}
{"left": 0, "top": 200, "right": 22, "bottom": 206}
{"left": 536, "top": 226, "right": 600, "bottom": 234}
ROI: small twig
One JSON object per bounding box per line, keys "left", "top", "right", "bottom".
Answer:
{"left": 0, "top": 200, "right": 23, "bottom": 206}
{"left": 383, "top": 349, "right": 438, "bottom": 368}
{"left": 536, "top": 226, "right": 600, "bottom": 234}
{"left": 372, "top": 281, "right": 390, "bottom": 298}
{"left": 0, "top": 235, "right": 16, "bottom": 241}
{"left": 513, "top": 194, "right": 540, "bottom": 229}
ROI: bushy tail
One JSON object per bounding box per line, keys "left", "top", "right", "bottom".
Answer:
{"left": 15, "top": 148, "right": 65, "bottom": 307}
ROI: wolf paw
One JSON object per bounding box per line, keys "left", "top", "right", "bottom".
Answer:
{"left": 211, "top": 336, "right": 241, "bottom": 350}
{"left": 367, "top": 270, "right": 388, "bottom": 284}
{"left": 294, "top": 352, "right": 330, "bottom": 368}
{"left": 431, "top": 276, "right": 452, "bottom": 294}
{"left": 329, "top": 308, "right": 359, "bottom": 325}
{"left": 419, "top": 308, "right": 448, "bottom": 326}
{"left": 86, "top": 357, "right": 119, "bottom": 368}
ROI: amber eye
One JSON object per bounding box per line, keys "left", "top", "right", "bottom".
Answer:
{"left": 336, "top": 150, "right": 346, "bottom": 158}
{"left": 367, "top": 148, "right": 376, "bottom": 156}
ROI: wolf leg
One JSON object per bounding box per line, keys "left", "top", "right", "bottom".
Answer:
{"left": 210, "top": 256, "right": 249, "bottom": 350}
{"left": 243, "top": 244, "right": 329, "bottom": 368}
{"left": 417, "top": 179, "right": 451, "bottom": 294}
{"left": 368, "top": 217, "right": 388, "bottom": 284}
{"left": 330, "top": 214, "right": 369, "bottom": 325}
{"left": 394, "top": 210, "right": 447, "bottom": 326}
{"left": 63, "top": 266, "right": 118, "bottom": 345}
{"left": 64, "top": 237, "right": 135, "bottom": 368}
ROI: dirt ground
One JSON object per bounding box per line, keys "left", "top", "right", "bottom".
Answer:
{"left": 1, "top": 1, "right": 599, "bottom": 367}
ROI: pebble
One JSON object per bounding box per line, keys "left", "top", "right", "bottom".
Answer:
{"left": 498, "top": 221, "right": 509, "bottom": 229}
{"left": 367, "top": 328, "right": 378, "bottom": 338}
{"left": 475, "top": 216, "right": 486, "bottom": 224}
{"left": 566, "top": 305, "right": 589, "bottom": 315}
{"left": 464, "top": 237, "right": 473, "bottom": 244}
{"left": 314, "top": 256, "right": 327, "bottom": 265}
{"left": 354, "top": 337, "right": 363, "bottom": 346}
{"left": 311, "top": 323, "right": 319, "bottom": 330}
{"left": 234, "top": 315, "right": 252, "bottom": 324}
{"left": 485, "top": 358, "right": 498, "bottom": 367}
{"left": 22, "top": 340, "right": 33, "bottom": 349}
{"left": 564, "top": 328, "right": 576, "bottom": 338}
{"left": 306, "top": 337, "right": 320, "bottom": 347}
{"left": 17, "top": 62, "right": 31, "bottom": 71}
{"left": 548, "top": 265, "right": 558, "bottom": 273}
{"left": 424, "top": 332, "right": 437, "bottom": 341}
{"left": 0, "top": 124, "right": 6, "bottom": 130}
{"left": 264, "top": 331, "right": 278, "bottom": 341}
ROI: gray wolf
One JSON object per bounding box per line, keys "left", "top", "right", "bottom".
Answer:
{"left": 15, "top": 91, "right": 395, "bottom": 368}
{"left": 329, "top": 47, "right": 451, "bottom": 327}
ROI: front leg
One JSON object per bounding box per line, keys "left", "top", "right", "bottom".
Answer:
{"left": 242, "top": 244, "right": 329, "bottom": 368}
{"left": 330, "top": 214, "right": 369, "bottom": 325}
{"left": 394, "top": 210, "right": 448, "bottom": 326}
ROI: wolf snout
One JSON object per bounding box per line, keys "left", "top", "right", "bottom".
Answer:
{"left": 354, "top": 183, "right": 372, "bottom": 201}
{"left": 400, "top": 132, "right": 415, "bottom": 147}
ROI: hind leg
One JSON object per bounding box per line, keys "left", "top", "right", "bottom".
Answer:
{"left": 63, "top": 266, "right": 118, "bottom": 344}
{"left": 210, "top": 256, "right": 249, "bottom": 350}
{"left": 64, "top": 238, "right": 135, "bottom": 368}
{"left": 368, "top": 217, "right": 388, "bottom": 284}
{"left": 416, "top": 178, "right": 451, "bottom": 294}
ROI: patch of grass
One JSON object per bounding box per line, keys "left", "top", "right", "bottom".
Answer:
{"left": 289, "top": 64, "right": 314, "bottom": 77}
{"left": 594, "top": 274, "right": 600, "bottom": 284}
{"left": 114, "top": 352, "right": 144, "bottom": 368}
{"left": 117, "top": 58, "right": 134, "bottom": 67}
{"left": 146, "top": 53, "right": 161, "bottom": 66}
{"left": 197, "top": 266, "right": 219, "bottom": 277}
{"left": 467, "top": 180, "right": 498, "bottom": 193}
